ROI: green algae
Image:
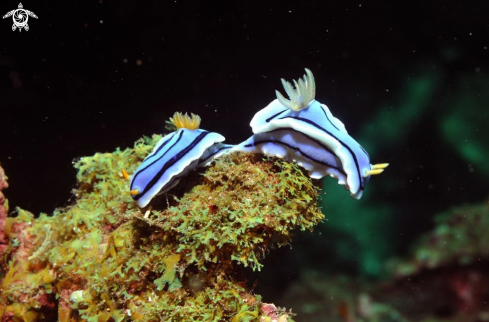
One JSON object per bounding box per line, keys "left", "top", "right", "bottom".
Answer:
{"left": 137, "top": 152, "right": 323, "bottom": 272}
{"left": 0, "top": 135, "right": 320, "bottom": 321}
{"left": 440, "top": 74, "right": 489, "bottom": 177}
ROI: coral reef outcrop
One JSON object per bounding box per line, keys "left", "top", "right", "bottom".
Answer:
{"left": 0, "top": 165, "right": 9, "bottom": 264}
{"left": 0, "top": 136, "right": 324, "bottom": 321}
{"left": 382, "top": 202, "right": 489, "bottom": 320}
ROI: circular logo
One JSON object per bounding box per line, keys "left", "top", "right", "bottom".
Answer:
{"left": 13, "top": 10, "right": 28, "bottom": 27}
{"left": 2, "top": 3, "right": 38, "bottom": 32}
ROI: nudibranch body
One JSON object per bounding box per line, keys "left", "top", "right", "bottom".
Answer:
{"left": 234, "top": 69, "right": 388, "bottom": 199}
{"left": 130, "top": 112, "right": 232, "bottom": 208}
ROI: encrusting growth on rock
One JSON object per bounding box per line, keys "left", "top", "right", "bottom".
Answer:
{"left": 0, "top": 165, "right": 9, "bottom": 268}
{"left": 0, "top": 135, "right": 323, "bottom": 321}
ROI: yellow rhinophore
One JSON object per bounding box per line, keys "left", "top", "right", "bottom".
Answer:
{"left": 364, "top": 163, "right": 389, "bottom": 177}
{"left": 122, "top": 169, "right": 130, "bottom": 180}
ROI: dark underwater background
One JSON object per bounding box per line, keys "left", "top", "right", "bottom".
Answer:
{"left": 2, "top": 0, "right": 489, "bottom": 320}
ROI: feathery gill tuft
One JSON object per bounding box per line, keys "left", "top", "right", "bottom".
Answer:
{"left": 169, "top": 112, "right": 201, "bottom": 130}
{"left": 275, "top": 68, "right": 316, "bottom": 111}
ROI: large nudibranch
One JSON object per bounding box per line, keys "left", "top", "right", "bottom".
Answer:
{"left": 130, "top": 112, "right": 233, "bottom": 207}
{"left": 234, "top": 69, "right": 388, "bottom": 199}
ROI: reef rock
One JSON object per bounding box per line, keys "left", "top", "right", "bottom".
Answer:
{"left": 0, "top": 165, "right": 9, "bottom": 262}
{"left": 0, "top": 136, "right": 325, "bottom": 321}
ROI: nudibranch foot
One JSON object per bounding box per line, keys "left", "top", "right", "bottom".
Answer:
{"left": 129, "top": 112, "right": 233, "bottom": 208}
{"left": 233, "top": 128, "right": 348, "bottom": 188}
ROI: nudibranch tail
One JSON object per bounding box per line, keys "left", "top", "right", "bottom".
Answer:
{"left": 275, "top": 68, "right": 316, "bottom": 111}
{"left": 169, "top": 112, "right": 201, "bottom": 130}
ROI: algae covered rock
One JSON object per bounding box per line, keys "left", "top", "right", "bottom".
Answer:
{"left": 390, "top": 202, "right": 489, "bottom": 277}
{"left": 0, "top": 135, "right": 323, "bottom": 321}
{"left": 0, "top": 165, "right": 8, "bottom": 260}
{"left": 380, "top": 202, "right": 489, "bottom": 320}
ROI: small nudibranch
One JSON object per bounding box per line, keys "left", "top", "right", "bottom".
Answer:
{"left": 130, "top": 112, "right": 232, "bottom": 208}
{"left": 234, "top": 69, "right": 388, "bottom": 199}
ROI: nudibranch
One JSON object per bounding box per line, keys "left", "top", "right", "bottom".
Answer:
{"left": 234, "top": 69, "right": 388, "bottom": 199}
{"left": 130, "top": 112, "right": 232, "bottom": 207}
